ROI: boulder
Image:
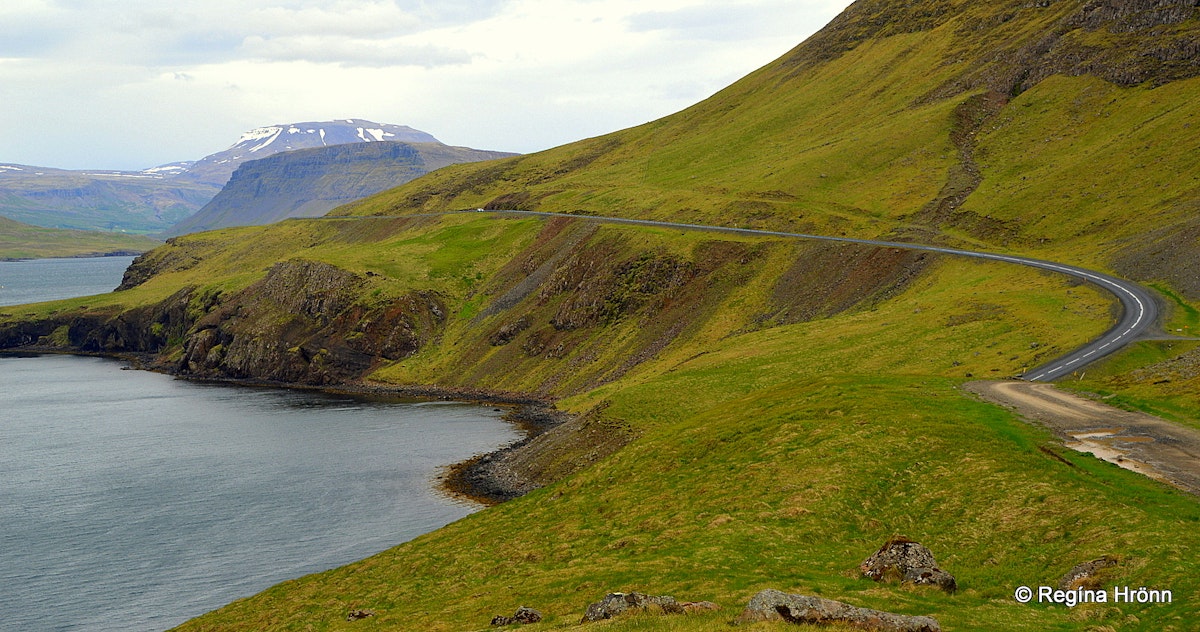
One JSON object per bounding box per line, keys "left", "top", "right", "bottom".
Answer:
{"left": 513, "top": 606, "right": 543, "bottom": 624}
{"left": 346, "top": 609, "right": 375, "bottom": 621}
{"left": 1058, "top": 556, "right": 1119, "bottom": 591}
{"left": 736, "top": 589, "right": 940, "bottom": 632}
{"left": 860, "top": 536, "right": 957, "bottom": 593}
{"left": 491, "top": 606, "right": 543, "bottom": 626}
{"left": 581, "top": 592, "right": 683, "bottom": 622}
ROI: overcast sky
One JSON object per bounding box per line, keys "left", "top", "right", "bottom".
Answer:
{"left": 0, "top": 0, "right": 852, "bottom": 171}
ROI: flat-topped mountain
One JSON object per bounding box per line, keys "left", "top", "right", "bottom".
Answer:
{"left": 180, "top": 119, "right": 441, "bottom": 188}
{"left": 166, "top": 141, "right": 515, "bottom": 236}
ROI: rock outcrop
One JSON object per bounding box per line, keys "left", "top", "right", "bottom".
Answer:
{"left": 735, "top": 589, "right": 940, "bottom": 631}
{"left": 860, "top": 537, "right": 958, "bottom": 593}
{"left": 1058, "top": 555, "right": 1120, "bottom": 591}
{"left": 345, "top": 608, "right": 375, "bottom": 621}
{"left": 581, "top": 592, "right": 684, "bottom": 622}
{"left": 176, "top": 260, "right": 445, "bottom": 385}
{"left": 490, "top": 606, "right": 543, "bottom": 626}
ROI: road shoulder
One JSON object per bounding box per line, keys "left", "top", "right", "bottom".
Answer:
{"left": 963, "top": 380, "right": 1200, "bottom": 496}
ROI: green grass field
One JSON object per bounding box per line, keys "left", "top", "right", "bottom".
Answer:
{"left": 5, "top": 2, "right": 1200, "bottom": 630}
{"left": 24, "top": 213, "right": 1165, "bottom": 632}
{"left": 0, "top": 215, "right": 159, "bottom": 260}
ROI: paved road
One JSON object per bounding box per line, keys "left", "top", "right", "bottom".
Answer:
{"left": 319, "top": 209, "right": 1160, "bottom": 381}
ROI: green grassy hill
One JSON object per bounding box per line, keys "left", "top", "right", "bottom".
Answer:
{"left": 2, "top": 1, "right": 1200, "bottom": 631}
{"left": 337, "top": 1, "right": 1200, "bottom": 277}
{"left": 0, "top": 215, "right": 159, "bottom": 260}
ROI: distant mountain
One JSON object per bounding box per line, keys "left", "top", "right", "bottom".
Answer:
{"left": 179, "top": 119, "right": 441, "bottom": 188}
{"left": 0, "top": 215, "right": 159, "bottom": 261}
{"left": 0, "top": 163, "right": 218, "bottom": 233}
{"left": 0, "top": 120, "right": 447, "bottom": 236}
{"left": 165, "top": 141, "right": 515, "bottom": 236}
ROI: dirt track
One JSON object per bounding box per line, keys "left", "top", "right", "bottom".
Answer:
{"left": 964, "top": 381, "right": 1200, "bottom": 496}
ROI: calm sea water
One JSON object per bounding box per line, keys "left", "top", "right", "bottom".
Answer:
{"left": 0, "top": 258, "right": 521, "bottom": 631}
{"left": 0, "top": 255, "right": 137, "bottom": 307}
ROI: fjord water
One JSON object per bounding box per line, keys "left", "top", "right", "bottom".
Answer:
{"left": 0, "top": 255, "right": 137, "bottom": 306}
{"left": 0, "top": 354, "right": 520, "bottom": 631}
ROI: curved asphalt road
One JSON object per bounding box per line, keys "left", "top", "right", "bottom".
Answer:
{"left": 322, "top": 209, "right": 1159, "bottom": 381}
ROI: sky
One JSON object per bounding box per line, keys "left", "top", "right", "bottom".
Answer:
{"left": 0, "top": 0, "right": 853, "bottom": 171}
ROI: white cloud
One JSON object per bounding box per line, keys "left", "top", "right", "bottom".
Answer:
{"left": 0, "top": 0, "right": 852, "bottom": 170}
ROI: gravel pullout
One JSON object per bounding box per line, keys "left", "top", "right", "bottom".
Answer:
{"left": 964, "top": 380, "right": 1200, "bottom": 496}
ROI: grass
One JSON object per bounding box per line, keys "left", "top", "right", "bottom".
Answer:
{"left": 5, "top": 3, "right": 1198, "bottom": 630}
{"left": 26, "top": 213, "right": 1149, "bottom": 631}
{"left": 177, "top": 371, "right": 1200, "bottom": 631}
{"left": 5, "top": 208, "right": 1195, "bottom": 632}
{"left": 1150, "top": 284, "right": 1200, "bottom": 335}
{"left": 0, "top": 215, "right": 159, "bottom": 260}
{"left": 330, "top": 10, "right": 1200, "bottom": 291}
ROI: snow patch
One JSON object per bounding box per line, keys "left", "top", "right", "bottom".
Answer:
{"left": 288, "top": 126, "right": 302, "bottom": 134}
{"left": 320, "top": 129, "right": 327, "bottom": 145}
{"left": 360, "top": 128, "right": 390, "bottom": 142}
{"left": 0, "top": 165, "right": 24, "bottom": 172}
{"left": 142, "top": 165, "right": 188, "bottom": 175}
{"left": 247, "top": 126, "right": 283, "bottom": 152}
{"left": 236, "top": 126, "right": 282, "bottom": 145}
{"left": 86, "top": 172, "right": 157, "bottom": 179}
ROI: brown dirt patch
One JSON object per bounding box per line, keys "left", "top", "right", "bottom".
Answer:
{"left": 964, "top": 380, "right": 1200, "bottom": 496}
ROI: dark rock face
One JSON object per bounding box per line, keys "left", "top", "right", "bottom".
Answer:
{"left": 176, "top": 260, "right": 445, "bottom": 385}
{"left": 581, "top": 592, "right": 684, "bottom": 623}
{"left": 1, "top": 258, "right": 446, "bottom": 389}
{"left": 736, "top": 589, "right": 941, "bottom": 631}
{"left": 860, "top": 537, "right": 958, "bottom": 593}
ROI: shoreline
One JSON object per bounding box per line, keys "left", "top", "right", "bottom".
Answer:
{"left": 1, "top": 347, "right": 566, "bottom": 505}
{"left": 0, "top": 250, "right": 149, "bottom": 263}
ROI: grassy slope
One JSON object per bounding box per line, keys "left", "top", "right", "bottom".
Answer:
{"left": 123, "top": 215, "right": 1198, "bottom": 632}
{"left": 335, "top": 31, "right": 961, "bottom": 238}
{"left": 327, "top": 0, "right": 1200, "bottom": 434}
{"left": 335, "top": 4, "right": 1200, "bottom": 273}
{"left": 3, "top": 2, "right": 1198, "bottom": 631}
{"left": 0, "top": 215, "right": 159, "bottom": 260}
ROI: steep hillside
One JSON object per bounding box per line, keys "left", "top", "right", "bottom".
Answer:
{"left": 337, "top": 0, "right": 1200, "bottom": 285}
{"left": 0, "top": 215, "right": 158, "bottom": 260}
{"left": 165, "top": 142, "right": 516, "bottom": 236}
